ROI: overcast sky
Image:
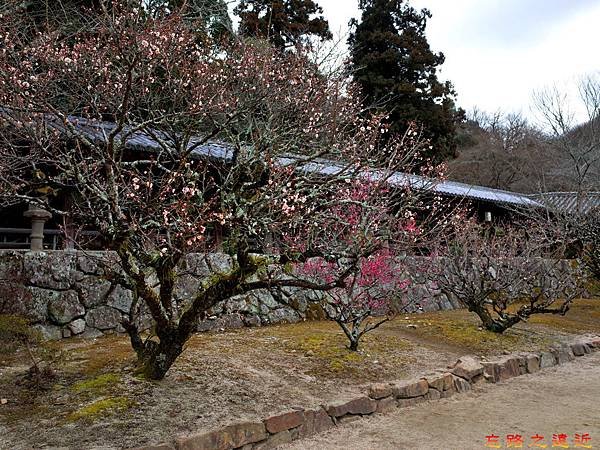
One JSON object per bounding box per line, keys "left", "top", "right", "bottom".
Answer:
{"left": 315, "top": 0, "right": 600, "bottom": 123}
{"left": 228, "top": 1, "right": 600, "bottom": 123}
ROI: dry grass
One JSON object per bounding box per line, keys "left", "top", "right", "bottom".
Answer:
{"left": 395, "top": 298, "right": 600, "bottom": 355}
{"left": 1, "top": 298, "right": 599, "bottom": 449}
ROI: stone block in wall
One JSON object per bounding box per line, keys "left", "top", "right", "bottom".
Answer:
{"left": 539, "top": 351, "right": 556, "bottom": 369}
{"left": 255, "top": 290, "right": 279, "bottom": 313}
{"left": 425, "top": 389, "right": 441, "bottom": 400}
{"left": 174, "top": 254, "right": 236, "bottom": 305}
{"left": 0, "top": 251, "right": 23, "bottom": 280}
{"left": 325, "top": 396, "right": 377, "bottom": 417}
{"left": 198, "top": 313, "right": 245, "bottom": 332}
{"left": 368, "top": 383, "right": 393, "bottom": 400}
{"left": 68, "top": 318, "right": 86, "bottom": 335}
{"left": 76, "top": 276, "right": 112, "bottom": 308}
{"left": 263, "top": 410, "right": 304, "bottom": 434}
{"left": 106, "top": 285, "right": 133, "bottom": 313}
{"left": 181, "top": 253, "right": 212, "bottom": 278}
{"left": 76, "top": 254, "right": 110, "bottom": 275}
{"left": 176, "top": 421, "right": 266, "bottom": 450}
{"left": 570, "top": 342, "right": 589, "bottom": 357}
{"left": 0, "top": 282, "right": 30, "bottom": 316}
{"left": 197, "top": 317, "right": 220, "bottom": 332}
{"left": 47, "top": 290, "right": 84, "bottom": 325}
{"left": 23, "top": 286, "right": 57, "bottom": 322}
{"left": 392, "top": 378, "right": 429, "bottom": 399}
{"left": 242, "top": 314, "right": 261, "bottom": 327}
{"left": 296, "top": 408, "right": 334, "bottom": 438}
{"left": 265, "top": 308, "right": 301, "bottom": 325}
{"left": 451, "top": 356, "right": 484, "bottom": 381}
{"left": 32, "top": 323, "right": 63, "bottom": 341}
{"left": 206, "top": 254, "right": 234, "bottom": 275}
{"left": 440, "top": 390, "right": 455, "bottom": 399}
{"left": 482, "top": 361, "right": 498, "bottom": 382}
{"left": 514, "top": 354, "right": 528, "bottom": 376}
{"left": 173, "top": 274, "right": 202, "bottom": 304}
{"left": 80, "top": 327, "right": 104, "bottom": 339}
{"left": 482, "top": 356, "right": 521, "bottom": 383}
{"left": 524, "top": 354, "right": 540, "bottom": 373}
{"left": 550, "top": 345, "right": 575, "bottom": 364}
{"left": 23, "top": 251, "right": 82, "bottom": 290}
{"left": 86, "top": 306, "right": 122, "bottom": 330}
{"left": 221, "top": 314, "right": 244, "bottom": 329}
{"left": 175, "top": 423, "right": 267, "bottom": 450}
{"left": 451, "top": 374, "right": 471, "bottom": 393}
{"left": 437, "top": 295, "right": 454, "bottom": 311}
{"left": 206, "top": 302, "right": 224, "bottom": 317}
{"left": 376, "top": 396, "right": 397, "bottom": 413}
{"left": 285, "top": 291, "right": 308, "bottom": 314}
{"left": 253, "top": 430, "right": 293, "bottom": 450}
{"left": 224, "top": 421, "right": 267, "bottom": 448}
{"left": 223, "top": 295, "right": 257, "bottom": 315}
{"left": 425, "top": 372, "right": 454, "bottom": 393}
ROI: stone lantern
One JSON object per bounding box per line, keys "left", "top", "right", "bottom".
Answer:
{"left": 23, "top": 204, "right": 52, "bottom": 251}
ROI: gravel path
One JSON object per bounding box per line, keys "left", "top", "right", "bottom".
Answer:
{"left": 284, "top": 352, "right": 600, "bottom": 450}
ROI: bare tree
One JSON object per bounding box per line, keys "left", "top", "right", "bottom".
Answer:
{"left": 450, "top": 109, "right": 552, "bottom": 193}
{"left": 532, "top": 74, "right": 600, "bottom": 195}
{"left": 529, "top": 75, "right": 600, "bottom": 284}
{"left": 0, "top": 2, "right": 439, "bottom": 379}
{"left": 429, "top": 220, "right": 586, "bottom": 333}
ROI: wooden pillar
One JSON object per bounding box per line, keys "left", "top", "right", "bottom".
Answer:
{"left": 213, "top": 223, "right": 224, "bottom": 252}
{"left": 62, "top": 195, "right": 75, "bottom": 250}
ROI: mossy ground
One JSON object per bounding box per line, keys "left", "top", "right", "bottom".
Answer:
{"left": 71, "top": 372, "right": 122, "bottom": 396}
{"left": 0, "top": 335, "right": 138, "bottom": 430}
{"left": 1, "top": 298, "right": 598, "bottom": 449}
{"left": 180, "top": 320, "right": 416, "bottom": 382}
{"left": 265, "top": 320, "right": 413, "bottom": 378}
{"left": 394, "top": 310, "right": 551, "bottom": 355}
{"left": 396, "top": 298, "right": 600, "bottom": 355}
{"left": 526, "top": 298, "right": 600, "bottom": 333}
{"left": 66, "top": 396, "right": 135, "bottom": 423}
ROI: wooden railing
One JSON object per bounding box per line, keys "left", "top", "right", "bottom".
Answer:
{"left": 0, "top": 228, "right": 100, "bottom": 250}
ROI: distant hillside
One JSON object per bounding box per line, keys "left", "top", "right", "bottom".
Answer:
{"left": 448, "top": 115, "right": 600, "bottom": 194}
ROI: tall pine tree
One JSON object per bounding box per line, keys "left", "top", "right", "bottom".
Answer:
{"left": 235, "top": 0, "right": 331, "bottom": 50}
{"left": 349, "top": 0, "right": 463, "bottom": 162}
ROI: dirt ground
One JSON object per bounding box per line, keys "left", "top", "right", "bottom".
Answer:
{"left": 284, "top": 351, "right": 600, "bottom": 450}
{"left": 1, "top": 298, "right": 599, "bottom": 449}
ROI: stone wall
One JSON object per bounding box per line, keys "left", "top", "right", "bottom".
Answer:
{"left": 0, "top": 250, "right": 464, "bottom": 340}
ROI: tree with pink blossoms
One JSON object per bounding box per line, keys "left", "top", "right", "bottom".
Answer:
{"left": 299, "top": 249, "right": 411, "bottom": 351}
{"left": 293, "top": 178, "right": 421, "bottom": 351}
{"left": 0, "top": 1, "right": 440, "bottom": 379}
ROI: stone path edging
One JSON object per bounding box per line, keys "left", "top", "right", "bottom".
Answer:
{"left": 131, "top": 337, "right": 600, "bottom": 450}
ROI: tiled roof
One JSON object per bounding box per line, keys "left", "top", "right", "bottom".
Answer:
{"left": 391, "top": 173, "right": 542, "bottom": 207}
{"left": 528, "top": 192, "right": 600, "bottom": 214}
{"left": 276, "top": 156, "right": 543, "bottom": 208}
{"left": 53, "top": 115, "right": 234, "bottom": 160}
{"left": 39, "top": 115, "right": 545, "bottom": 209}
